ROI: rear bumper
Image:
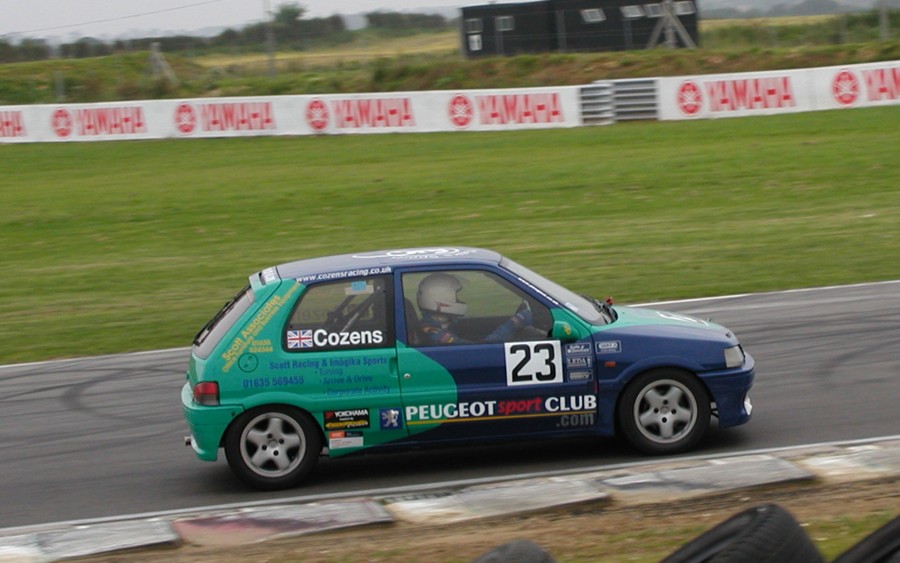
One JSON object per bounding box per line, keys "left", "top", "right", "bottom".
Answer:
{"left": 181, "top": 382, "right": 243, "bottom": 461}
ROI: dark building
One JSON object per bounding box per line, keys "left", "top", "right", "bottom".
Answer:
{"left": 460, "top": 0, "right": 699, "bottom": 57}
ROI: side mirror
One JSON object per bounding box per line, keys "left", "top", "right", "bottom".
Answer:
{"left": 551, "top": 321, "right": 581, "bottom": 343}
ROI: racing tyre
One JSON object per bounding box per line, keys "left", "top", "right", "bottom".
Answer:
{"left": 833, "top": 514, "right": 900, "bottom": 563}
{"left": 662, "top": 504, "right": 825, "bottom": 563}
{"left": 224, "top": 405, "right": 321, "bottom": 490}
{"left": 617, "top": 369, "right": 710, "bottom": 455}
{"left": 473, "top": 539, "right": 555, "bottom": 563}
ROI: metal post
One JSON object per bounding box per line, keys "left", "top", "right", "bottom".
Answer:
{"left": 647, "top": 0, "right": 696, "bottom": 49}
{"left": 880, "top": 0, "right": 890, "bottom": 41}
{"left": 149, "top": 42, "right": 178, "bottom": 85}
{"left": 556, "top": 10, "right": 566, "bottom": 53}
{"left": 664, "top": 1, "right": 676, "bottom": 48}
{"left": 54, "top": 70, "right": 64, "bottom": 102}
{"left": 264, "top": 0, "right": 276, "bottom": 77}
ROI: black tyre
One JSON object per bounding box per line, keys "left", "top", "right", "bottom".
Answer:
{"left": 224, "top": 405, "right": 321, "bottom": 490}
{"left": 662, "top": 504, "right": 825, "bottom": 563}
{"left": 833, "top": 514, "right": 900, "bottom": 563}
{"left": 617, "top": 369, "right": 710, "bottom": 455}
{"left": 473, "top": 539, "right": 555, "bottom": 563}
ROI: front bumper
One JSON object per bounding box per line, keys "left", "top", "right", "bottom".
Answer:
{"left": 700, "top": 351, "right": 755, "bottom": 429}
{"left": 181, "top": 382, "right": 243, "bottom": 461}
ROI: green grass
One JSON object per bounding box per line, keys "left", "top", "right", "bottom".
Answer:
{"left": 1, "top": 106, "right": 898, "bottom": 364}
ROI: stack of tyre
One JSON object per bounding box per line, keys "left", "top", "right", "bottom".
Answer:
{"left": 474, "top": 504, "right": 900, "bottom": 562}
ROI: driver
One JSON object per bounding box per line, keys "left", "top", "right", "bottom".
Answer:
{"left": 416, "top": 273, "right": 533, "bottom": 345}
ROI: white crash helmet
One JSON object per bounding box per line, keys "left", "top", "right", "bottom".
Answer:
{"left": 417, "top": 273, "right": 468, "bottom": 316}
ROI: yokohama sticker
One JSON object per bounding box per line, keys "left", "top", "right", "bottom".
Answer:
{"left": 324, "top": 409, "right": 370, "bottom": 430}
{"left": 677, "top": 80, "right": 703, "bottom": 116}
{"left": 832, "top": 69, "right": 860, "bottom": 106}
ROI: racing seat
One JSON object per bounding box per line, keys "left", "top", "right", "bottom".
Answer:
{"left": 404, "top": 298, "right": 422, "bottom": 346}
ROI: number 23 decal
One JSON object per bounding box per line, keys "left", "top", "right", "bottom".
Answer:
{"left": 505, "top": 341, "right": 563, "bottom": 386}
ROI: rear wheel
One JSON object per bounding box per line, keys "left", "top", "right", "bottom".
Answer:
{"left": 224, "top": 405, "right": 321, "bottom": 490}
{"left": 618, "top": 369, "right": 710, "bottom": 455}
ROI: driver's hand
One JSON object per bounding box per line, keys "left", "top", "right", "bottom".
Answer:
{"left": 513, "top": 299, "right": 533, "bottom": 327}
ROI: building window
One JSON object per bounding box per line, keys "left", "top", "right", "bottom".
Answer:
{"left": 674, "top": 1, "right": 696, "bottom": 15}
{"left": 468, "top": 34, "right": 483, "bottom": 51}
{"left": 644, "top": 3, "right": 663, "bottom": 18}
{"left": 495, "top": 15, "right": 514, "bottom": 32}
{"left": 621, "top": 5, "right": 645, "bottom": 19}
{"left": 465, "top": 18, "right": 483, "bottom": 34}
{"left": 581, "top": 8, "right": 606, "bottom": 23}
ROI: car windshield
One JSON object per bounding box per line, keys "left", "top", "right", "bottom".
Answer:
{"left": 500, "top": 258, "right": 610, "bottom": 325}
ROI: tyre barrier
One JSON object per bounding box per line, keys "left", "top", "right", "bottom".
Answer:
{"left": 833, "top": 514, "right": 900, "bottom": 563}
{"left": 661, "top": 504, "right": 824, "bottom": 563}
{"left": 473, "top": 539, "right": 556, "bottom": 563}
{"left": 474, "top": 505, "right": 900, "bottom": 562}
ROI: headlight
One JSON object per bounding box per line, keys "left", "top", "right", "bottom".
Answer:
{"left": 724, "top": 345, "right": 745, "bottom": 368}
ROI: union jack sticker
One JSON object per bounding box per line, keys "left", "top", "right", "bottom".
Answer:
{"left": 287, "top": 329, "right": 313, "bottom": 349}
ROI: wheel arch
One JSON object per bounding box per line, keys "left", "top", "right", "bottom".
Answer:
{"left": 612, "top": 365, "right": 714, "bottom": 454}
{"left": 612, "top": 365, "right": 710, "bottom": 432}
{"left": 219, "top": 396, "right": 326, "bottom": 449}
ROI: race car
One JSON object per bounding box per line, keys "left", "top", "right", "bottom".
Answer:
{"left": 183, "top": 247, "right": 754, "bottom": 490}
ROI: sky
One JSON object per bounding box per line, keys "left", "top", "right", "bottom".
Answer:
{"left": 0, "top": 0, "right": 463, "bottom": 41}
{"left": 1, "top": 0, "right": 883, "bottom": 42}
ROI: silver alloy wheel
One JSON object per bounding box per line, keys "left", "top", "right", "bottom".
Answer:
{"left": 239, "top": 411, "right": 307, "bottom": 478}
{"left": 632, "top": 378, "right": 699, "bottom": 444}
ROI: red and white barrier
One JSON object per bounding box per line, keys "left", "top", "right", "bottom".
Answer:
{"left": 0, "top": 87, "right": 582, "bottom": 143}
{"left": 1, "top": 61, "right": 897, "bottom": 143}
{"left": 658, "top": 61, "right": 899, "bottom": 120}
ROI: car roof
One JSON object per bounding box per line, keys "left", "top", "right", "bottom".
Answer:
{"left": 274, "top": 247, "right": 503, "bottom": 281}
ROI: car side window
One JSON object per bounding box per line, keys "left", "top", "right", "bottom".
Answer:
{"left": 402, "top": 269, "right": 551, "bottom": 347}
{"left": 284, "top": 275, "right": 394, "bottom": 352}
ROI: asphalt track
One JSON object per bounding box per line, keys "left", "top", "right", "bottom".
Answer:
{"left": 1, "top": 281, "right": 897, "bottom": 529}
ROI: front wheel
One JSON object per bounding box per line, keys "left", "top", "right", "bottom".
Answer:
{"left": 224, "top": 405, "right": 321, "bottom": 490}
{"left": 617, "top": 369, "right": 710, "bottom": 455}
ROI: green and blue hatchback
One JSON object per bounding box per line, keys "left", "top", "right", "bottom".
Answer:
{"left": 183, "top": 247, "right": 754, "bottom": 490}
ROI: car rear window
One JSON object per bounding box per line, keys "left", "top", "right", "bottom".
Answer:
{"left": 192, "top": 285, "right": 254, "bottom": 360}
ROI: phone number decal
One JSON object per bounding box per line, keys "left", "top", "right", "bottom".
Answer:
{"left": 242, "top": 375, "right": 305, "bottom": 389}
